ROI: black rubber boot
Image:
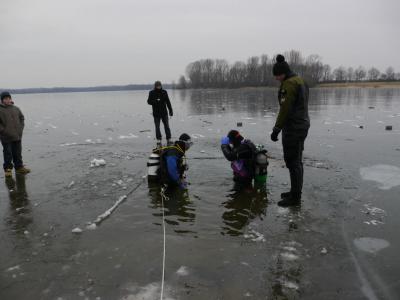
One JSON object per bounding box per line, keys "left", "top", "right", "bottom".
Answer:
{"left": 281, "top": 191, "right": 291, "bottom": 199}
{"left": 278, "top": 194, "right": 301, "bottom": 207}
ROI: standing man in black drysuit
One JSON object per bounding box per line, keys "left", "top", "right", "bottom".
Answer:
{"left": 270, "top": 55, "right": 310, "bottom": 207}
{"left": 147, "top": 81, "right": 173, "bottom": 146}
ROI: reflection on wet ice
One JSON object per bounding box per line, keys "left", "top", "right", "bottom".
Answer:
{"left": 221, "top": 182, "right": 268, "bottom": 237}
{"left": 148, "top": 182, "right": 196, "bottom": 235}
{"left": 4, "top": 175, "right": 32, "bottom": 235}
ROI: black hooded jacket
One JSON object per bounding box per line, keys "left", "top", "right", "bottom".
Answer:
{"left": 147, "top": 87, "right": 173, "bottom": 117}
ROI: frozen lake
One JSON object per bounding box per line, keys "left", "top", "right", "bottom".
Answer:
{"left": 0, "top": 87, "right": 400, "bottom": 299}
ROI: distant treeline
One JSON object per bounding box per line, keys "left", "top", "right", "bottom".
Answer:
{"left": 1, "top": 84, "right": 171, "bottom": 95}
{"left": 174, "top": 50, "right": 400, "bottom": 89}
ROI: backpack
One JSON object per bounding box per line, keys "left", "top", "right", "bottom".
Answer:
{"left": 242, "top": 140, "right": 268, "bottom": 178}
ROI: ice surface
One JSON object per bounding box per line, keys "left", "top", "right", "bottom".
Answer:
{"left": 360, "top": 164, "right": 400, "bottom": 190}
{"left": 353, "top": 237, "right": 390, "bottom": 254}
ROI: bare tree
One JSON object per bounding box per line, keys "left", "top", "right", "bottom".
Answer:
{"left": 177, "top": 75, "right": 187, "bottom": 89}
{"left": 347, "top": 67, "right": 354, "bottom": 81}
{"left": 321, "top": 64, "right": 332, "bottom": 82}
{"left": 354, "top": 66, "right": 366, "bottom": 81}
{"left": 181, "top": 50, "right": 397, "bottom": 88}
{"left": 333, "top": 66, "right": 347, "bottom": 81}
{"left": 367, "top": 67, "right": 380, "bottom": 81}
{"left": 385, "top": 67, "right": 395, "bottom": 80}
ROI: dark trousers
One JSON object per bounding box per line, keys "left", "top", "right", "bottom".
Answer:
{"left": 2, "top": 140, "right": 23, "bottom": 170}
{"left": 282, "top": 132, "right": 307, "bottom": 198}
{"left": 154, "top": 115, "right": 171, "bottom": 140}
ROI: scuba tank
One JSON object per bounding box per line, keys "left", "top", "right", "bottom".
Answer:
{"left": 254, "top": 145, "right": 268, "bottom": 183}
{"left": 147, "top": 150, "right": 161, "bottom": 181}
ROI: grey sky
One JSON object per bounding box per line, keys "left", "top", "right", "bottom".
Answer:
{"left": 1, "top": 0, "right": 399, "bottom": 88}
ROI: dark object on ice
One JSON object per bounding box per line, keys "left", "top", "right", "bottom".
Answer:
{"left": 385, "top": 125, "right": 393, "bottom": 131}
{"left": 278, "top": 194, "right": 301, "bottom": 207}
{"left": 222, "top": 106, "right": 225, "bottom": 111}
{"left": 359, "top": 125, "right": 364, "bottom": 129}
{"left": 237, "top": 122, "right": 243, "bottom": 127}
{"left": 368, "top": 106, "right": 375, "bottom": 109}
{"left": 140, "top": 129, "right": 151, "bottom": 133}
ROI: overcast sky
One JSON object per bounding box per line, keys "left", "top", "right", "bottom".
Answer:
{"left": 1, "top": 0, "right": 399, "bottom": 88}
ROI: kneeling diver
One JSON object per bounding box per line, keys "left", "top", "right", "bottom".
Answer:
{"left": 147, "top": 133, "right": 192, "bottom": 190}
{"left": 221, "top": 130, "right": 268, "bottom": 185}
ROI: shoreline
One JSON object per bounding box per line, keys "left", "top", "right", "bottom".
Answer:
{"left": 317, "top": 81, "right": 400, "bottom": 88}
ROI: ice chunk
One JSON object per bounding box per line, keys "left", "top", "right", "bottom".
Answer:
{"left": 60, "top": 142, "right": 78, "bottom": 147}
{"left": 90, "top": 159, "right": 106, "bottom": 167}
{"left": 321, "top": 247, "right": 328, "bottom": 254}
{"left": 283, "top": 281, "right": 299, "bottom": 290}
{"left": 280, "top": 252, "right": 299, "bottom": 261}
{"left": 6, "top": 265, "right": 20, "bottom": 272}
{"left": 90, "top": 195, "right": 128, "bottom": 226}
{"left": 119, "top": 134, "right": 138, "bottom": 139}
{"left": 67, "top": 181, "right": 75, "bottom": 189}
{"left": 71, "top": 227, "right": 83, "bottom": 234}
{"left": 86, "top": 223, "right": 97, "bottom": 230}
{"left": 176, "top": 266, "right": 189, "bottom": 276}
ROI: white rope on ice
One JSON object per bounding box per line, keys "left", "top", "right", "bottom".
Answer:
{"left": 160, "top": 185, "right": 168, "bottom": 300}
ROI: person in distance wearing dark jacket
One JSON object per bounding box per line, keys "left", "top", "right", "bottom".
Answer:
{"left": 147, "top": 81, "right": 173, "bottom": 146}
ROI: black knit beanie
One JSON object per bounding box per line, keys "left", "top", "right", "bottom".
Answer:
{"left": 272, "top": 54, "right": 291, "bottom": 76}
{"left": 1, "top": 91, "right": 11, "bottom": 101}
{"left": 179, "top": 133, "right": 191, "bottom": 142}
{"left": 154, "top": 81, "right": 162, "bottom": 88}
{"left": 227, "top": 130, "right": 244, "bottom": 146}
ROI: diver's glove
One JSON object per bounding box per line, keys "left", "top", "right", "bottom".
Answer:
{"left": 221, "top": 136, "right": 230, "bottom": 145}
{"left": 270, "top": 126, "right": 281, "bottom": 142}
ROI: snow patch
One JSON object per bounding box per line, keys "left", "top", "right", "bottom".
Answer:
{"left": 121, "top": 282, "right": 175, "bottom": 300}
{"left": 244, "top": 229, "right": 265, "bottom": 242}
{"left": 360, "top": 164, "right": 400, "bottom": 190}
{"left": 354, "top": 237, "right": 390, "bottom": 254}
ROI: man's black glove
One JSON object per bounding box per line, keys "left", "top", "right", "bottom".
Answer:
{"left": 270, "top": 127, "right": 281, "bottom": 142}
{"left": 169, "top": 111, "right": 173, "bottom": 117}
